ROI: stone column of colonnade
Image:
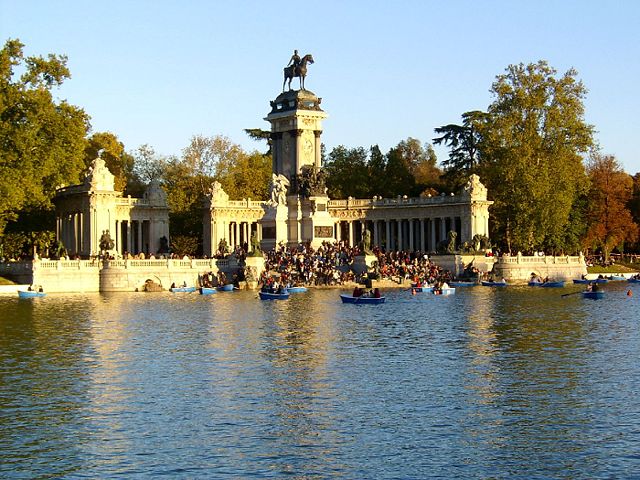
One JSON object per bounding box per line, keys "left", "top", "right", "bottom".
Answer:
{"left": 328, "top": 216, "right": 467, "bottom": 253}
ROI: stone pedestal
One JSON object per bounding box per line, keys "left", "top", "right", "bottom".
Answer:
{"left": 259, "top": 204, "right": 289, "bottom": 251}
{"left": 301, "top": 195, "right": 334, "bottom": 248}
{"left": 243, "top": 255, "right": 265, "bottom": 289}
{"left": 352, "top": 255, "right": 378, "bottom": 274}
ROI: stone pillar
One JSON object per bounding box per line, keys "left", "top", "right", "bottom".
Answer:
{"left": 385, "top": 221, "right": 391, "bottom": 251}
{"left": 430, "top": 218, "right": 436, "bottom": 252}
{"left": 373, "top": 221, "right": 379, "bottom": 248}
{"left": 419, "top": 219, "right": 425, "bottom": 252}
{"left": 409, "top": 219, "right": 414, "bottom": 251}
{"left": 348, "top": 221, "right": 354, "bottom": 248}
{"left": 440, "top": 218, "right": 446, "bottom": 243}
{"left": 314, "top": 130, "right": 322, "bottom": 169}
{"left": 397, "top": 219, "right": 403, "bottom": 251}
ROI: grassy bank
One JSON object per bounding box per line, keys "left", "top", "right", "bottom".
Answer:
{"left": 0, "top": 276, "right": 16, "bottom": 285}
{"left": 587, "top": 262, "right": 640, "bottom": 274}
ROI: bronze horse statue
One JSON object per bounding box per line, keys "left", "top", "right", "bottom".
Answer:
{"left": 283, "top": 54, "right": 314, "bottom": 91}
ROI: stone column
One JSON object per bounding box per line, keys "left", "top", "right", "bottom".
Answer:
{"left": 440, "top": 217, "right": 446, "bottom": 243}
{"left": 397, "top": 219, "right": 403, "bottom": 251}
{"left": 419, "top": 219, "right": 425, "bottom": 252}
{"left": 409, "top": 219, "right": 414, "bottom": 251}
{"left": 430, "top": 218, "right": 436, "bottom": 252}
{"left": 348, "top": 221, "right": 354, "bottom": 248}
{"left": 385, "top": 221, "right": 391, "bottom": 251}
{"left": 373, "top": 221, "right": 379, "bottom": 248}
{"left": 314, "top": 130, "right": 322, "bottom": 169}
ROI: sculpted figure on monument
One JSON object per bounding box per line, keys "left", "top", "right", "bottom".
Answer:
{"left": 270, "top": 173, "right": 290, "bottom": 206}
{"left": 296, "top": 165, "right": 327, "bottom": 197}
{"left": 283, "top": 51, "right": 315, "bottom": 91}
{"left": 99, "top": 230, "right": 115, "bottom": 255}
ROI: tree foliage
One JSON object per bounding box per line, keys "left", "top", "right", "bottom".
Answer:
{"left": 584, "top": 154, "right": 638, "bottom": 260}
{"left": 323, "top": 138, "right": 441, "bottom": 199}
{"left": 434, "top": 110, "right": 487, "bottom": 189}
{"left": 436, "top": 61, "right": 595, "bottom": 253}
{"left": 0, "top": 39, "right": 90, "bottom": 234}
{"left": 85, "top": 132, "right": 134, "bottom": 192}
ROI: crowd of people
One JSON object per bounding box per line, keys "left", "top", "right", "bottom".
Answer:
{"left": 255, "top": 240, "right": 458, "bottom": 288}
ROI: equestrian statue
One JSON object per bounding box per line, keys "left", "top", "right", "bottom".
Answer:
{"left": 283, "top": 49, "right": 314, "bottom": 91}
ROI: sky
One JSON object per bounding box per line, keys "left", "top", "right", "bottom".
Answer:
{"left": 2, "top": 1, "right": 639, "bottom": 172}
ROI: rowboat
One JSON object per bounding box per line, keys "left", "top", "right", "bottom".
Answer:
{"left": 199, "top": 287, "right": 217, "bottom": 295}
{"left": 627, "top": 278, "right": 640, "bottom": 284}
{"left": 607, "top": 275, "right": 626, "bottom": 281}
{"left": 18, "top": 290, "right": 46, "bottom": 298}
{"left": 450, "top": 281, "right": 479, "bottom": 287}
{"left": 259, "top": 289, "right": 290, "bottom": 300}
{"left": 481, "top": 281, "right": 508, "bottom": 287}
{"left": 287, "top": 286, "right": 308, "bottom": 293}
{"left": 411, "top": 286, "right": 434, "bottom": 293}
{"left": 433, "top": 287, "right": 456, "bottom": 295}
{"left": 528, "top": 280, "right": 565, "bottom": 287}
{"left": 170, "top": 286, "right": 196, "bottom": 293}
{"left": 340, "top": 294, "right": 386, "bottom": 304}
{"left": 216, "top": 283, "right": 235, "bottom": 292}
{"left": 582, "top": 290, "right": 605, "bottom": 299}
{"left": 573, "top": 278, "right": 608, "bottom": 284}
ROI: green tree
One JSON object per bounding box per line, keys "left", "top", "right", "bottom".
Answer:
{"left": 434, "top": 110, "right": 486, "bottom": 189}
{"left": 0, "top": 39, "right": 90, "bottom": 233}
{"left": 584, "top": 154, "right": 638, "bottom": 261}
{"left": 479, "top": 61, "right": 594, "bottom": 253}
{"left": 324, "top": 146, "right": 370, "bottom": 198}
{"left": 85, "top": 132, "right": 134, "bottom": 192}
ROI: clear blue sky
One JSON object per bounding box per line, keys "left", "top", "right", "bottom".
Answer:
{"left": 2, "top": 1, "right": 639, "bottom": 172}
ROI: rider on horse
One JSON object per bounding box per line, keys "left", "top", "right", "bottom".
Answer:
{"left": 288, "top": 49, "right": 301, "bottom": 75}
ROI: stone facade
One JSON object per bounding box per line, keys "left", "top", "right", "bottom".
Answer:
{"left": 53, "top": 157, "right": 170, "bottom": 258}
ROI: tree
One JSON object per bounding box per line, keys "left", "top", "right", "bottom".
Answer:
{"left": 584, "top": 154, "right": 638, "bottom": 261}
{"left": 324, "top": 145, "right": 370, "bottom": 198}
{"left": 85, "top": 132, "right": 134, "bottom": 192}
{"left": 434, "top": 110, "right": 486, "bottom": 189}
{"left": 0, "top": 39, "right": 90, "bottom": 234}
{"left": 478, "top": 61, "right": 594, "bottom": 253}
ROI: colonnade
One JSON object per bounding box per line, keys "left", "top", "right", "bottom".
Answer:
{"left": 334, "top": 216, "right": 462, "bottom": 252}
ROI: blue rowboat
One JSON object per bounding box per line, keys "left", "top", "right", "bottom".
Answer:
{"left": 287, "top": 286, "right": 308, "bottom": 293}
{"left": 573, "top": 278, "right": 608, "bottom": 284}
{"left": 608, "top": 275, "right": 626, "bottom": 281}
{"left": 627, "top": 278, "right": 640, "bottom": 284}
{"left": 541, "top": 281, "right": 565, "bottom": 287}
{"left": 340, "top": 294, "right": 385, "bottom": 304}
{"left": 433, "top": 287, "right": 456, "bottom": 296}
{"left": 411, "top": 286, "right": 434, "bottom": 293}
{"left": 199, "top": 287, "right": 217, "bottom": 295}
{"left": 170, "top": 286, "right": 196, "bottom": 293}
{"left": 216, "top": 283, "right": 235, "bottom": 292}
{"left": 18, "top": 290, "right": 46, "bottom": 298}
{"left": 482, "top": 281, "right": 508, "bottom": 287}
{"left": 450, "top": 281, "right": 478, "bottom": 287}
{"left": 259, "top": 289, "right": 290, "bottom": 300}
{"left": 582, "top": 290, "right": 605, "bottom": 300}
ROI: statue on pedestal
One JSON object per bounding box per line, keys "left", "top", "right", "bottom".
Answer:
{"left": 283, "top": 51, "right": 315, "bottom": 91}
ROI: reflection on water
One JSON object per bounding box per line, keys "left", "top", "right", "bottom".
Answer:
{"left": 1, "top": 285, "right": 639, "bottom": 478}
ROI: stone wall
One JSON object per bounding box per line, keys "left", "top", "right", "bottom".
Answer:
{"left": 491, "top": 254, "right": 587, "bottom": 283}
{"left": 0, "top": 257, "right": 252, "bottom": 293}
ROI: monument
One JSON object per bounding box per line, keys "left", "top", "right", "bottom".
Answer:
{"left": 203, "top": 51, "right": 494, "bottom": 258}
{"left": 259, "top": 51, "right": 334, "bottom": 250}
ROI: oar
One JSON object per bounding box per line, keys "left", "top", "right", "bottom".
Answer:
{"left": 562, "top": 291, "right": 583, "bottom": 297}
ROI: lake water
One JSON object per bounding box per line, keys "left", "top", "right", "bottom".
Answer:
{"left": 1, "top": 284, "right": 639, "bottom": 479}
